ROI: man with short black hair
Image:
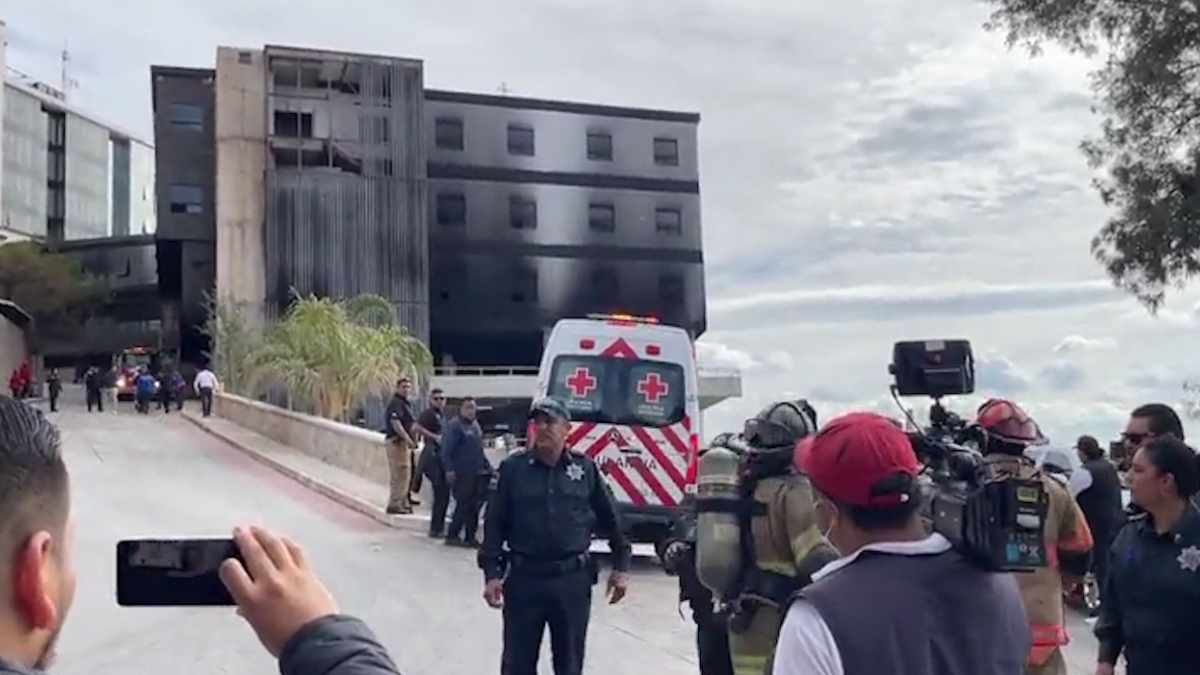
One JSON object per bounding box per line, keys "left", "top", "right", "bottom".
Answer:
{"left": 774, "top": 412, "right": 1029, "bottom": 675}
{"left": 1124, "top": 402, "right": 1185, "bottom": 450}
{"left": 0, "top": 395, "right": 404, "bottom": 675}
{"left": 414, "top": 388, "right": 450, "bottom": 538}
{"left": 442, "top": 397, "right": 489, "bottom": 547}
{"left": 1069, "top": 435, "right": 1125, "bottom": 607}
{"left": 383, "top": 378, "right": 417, "bottom": 515}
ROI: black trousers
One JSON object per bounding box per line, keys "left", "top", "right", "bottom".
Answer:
{"left": 49, "top": 392, "right": 59, "bottom": 412}
{"left": 199, "top": 387, "right": 214, "bottom": 416}
{"left": 87, "top": 390, "right": 103, "bottom": 412}
{"left": 678, "top": 551, "right": 734, "bottom": 675}
{"left": 422, "top": 450, "right": 451, "bottom": 536}
{"left": 502, "top": 568, "right": 592, "bottom": 675}
{"left": 446, "top": 473, "right": 489, "bottom": 542}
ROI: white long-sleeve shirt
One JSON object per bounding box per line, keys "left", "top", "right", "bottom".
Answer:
{"left": 194, "top": 370, "right": 219, "bottom": 393}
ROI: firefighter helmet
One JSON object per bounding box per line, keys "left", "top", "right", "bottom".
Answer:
{"left": 975, "top": 398, "right": 1047, "bottom": 447}
{"left": 743, "top": 400, "right": 818, "bottom": 449}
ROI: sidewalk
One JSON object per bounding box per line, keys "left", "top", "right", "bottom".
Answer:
{"left": 182, "top": 409, "right": 432, "bottom": 532}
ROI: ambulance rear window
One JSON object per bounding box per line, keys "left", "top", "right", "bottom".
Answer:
{"left": 548, "top": 356, "right": 685, "bottom": 427}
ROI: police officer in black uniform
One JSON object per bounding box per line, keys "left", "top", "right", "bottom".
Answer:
{"left": 479, "top": 397, "right": 632, "bottom": 675}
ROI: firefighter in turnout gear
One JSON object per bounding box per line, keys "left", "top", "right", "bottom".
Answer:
{"left": 696, "top": 400, "right": 838, "bottom": 675}
{"left": 975, "top": 398, "right": 1094, "bottom": 675}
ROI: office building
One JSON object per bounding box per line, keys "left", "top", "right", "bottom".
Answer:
{"left": 154, "top": 42, "right": 706, "bottom": 373}
{"left": 1, "top": 54, "right": 155, "bottom": 241}
{"left": 151, "top": 65, "right": 217, "bottom": 362}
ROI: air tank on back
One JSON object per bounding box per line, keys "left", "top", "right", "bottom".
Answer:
{"left": 694, "top": 433, "right": 746, "bottom": 599}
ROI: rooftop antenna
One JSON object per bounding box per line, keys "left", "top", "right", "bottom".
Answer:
{"left": 497, "top": 81, "right": 512, "bottom": 95}
{"left": 60, "top": 42, "right": 79, "bottom": 102}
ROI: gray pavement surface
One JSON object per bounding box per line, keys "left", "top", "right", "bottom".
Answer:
{"left": 31, "top": 387, "right": 1108, "bottom": 674}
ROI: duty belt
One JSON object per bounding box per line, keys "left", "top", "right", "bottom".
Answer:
{"left": 508, "top": 552, "right": 591, "bottom": 577}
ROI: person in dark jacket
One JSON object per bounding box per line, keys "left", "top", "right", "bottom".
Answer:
{"left": 0, "top": 396, "right": 402, "bottom": 675}
{"left": 84, "top": 367, "right": 103, "bottom": 413}
{"left": 382, "top": 378, "right": 416, "bottom": 515}
{"left": 441, "top": 397, "right": 489, "bottom": 547}
{"left": 414, "top": 389, "right": 449, "bottom": 538}
{"left": 46, "top": 369, "right": 62, "bottom": 413}
{"left": 479, "top": 397, "right": 632, "bottom": 675}
{"left": 1069, "top": 435, "right": 1126, "bottom": 606}
{"left": 1094, "top": 436, "right": 1200, "bottom": 675}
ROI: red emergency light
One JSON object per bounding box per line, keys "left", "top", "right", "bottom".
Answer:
{"left": 646, "top": 344, "right": 661, "bottom": 356}
{"left": 587, "top": 313, "right": 660, "bottom": 326}
{"left": 580, "top": 339, "right": 596, "bottom": 350}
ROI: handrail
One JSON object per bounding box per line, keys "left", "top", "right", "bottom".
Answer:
{"left": 433, "top": 366, "right": 540, "bottom": 377}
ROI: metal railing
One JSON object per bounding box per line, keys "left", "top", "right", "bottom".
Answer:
{"left": 433, "top": 365, "right": 540, "bottom": 377}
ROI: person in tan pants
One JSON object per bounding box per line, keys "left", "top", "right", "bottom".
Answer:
{"left": 383, "top": 378, "right": 417, "bottom": 515}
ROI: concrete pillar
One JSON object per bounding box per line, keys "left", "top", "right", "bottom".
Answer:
{"left": 214, "top": 47, "right": 267, "bottom": 326}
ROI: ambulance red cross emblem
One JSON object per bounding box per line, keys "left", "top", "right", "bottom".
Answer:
{"left": 565, "top": 367, "right": 597, "bottom": 398}
{"left": 637, "top": 373, "right": 669, "bottom": 404}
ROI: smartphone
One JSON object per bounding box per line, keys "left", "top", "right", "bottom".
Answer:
{"left": 116, "top": 538, "right": 241, "bottom": 606}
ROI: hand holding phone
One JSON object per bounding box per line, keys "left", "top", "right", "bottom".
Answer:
{"left": 219, "top": 526, "right": 339, "bottom": 657}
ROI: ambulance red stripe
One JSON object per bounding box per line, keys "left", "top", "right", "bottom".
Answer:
{"left": 566, "top": 421, "right": 596, "bottom": 447}
{"left": 659, "top": 424, "right": 691, "bottom": 457}
{"left": 629, "top": 459, "right": 677, "bottom": 506}
{"left": 602, "top": 463, "right": 647, "bottom": 506}
{"left": 630, "top": 426, "right": 688, "bottom": 492}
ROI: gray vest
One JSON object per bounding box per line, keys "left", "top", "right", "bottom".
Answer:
{"left": 801, "top": 549, "right": 1030, "bottom": 675}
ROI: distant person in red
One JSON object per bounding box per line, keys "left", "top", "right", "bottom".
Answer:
{"left": 8, "top": 369, "right": 20, "bottom": 399}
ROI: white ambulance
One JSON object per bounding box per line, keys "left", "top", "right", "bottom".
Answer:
{"left": 532, "top": 314, "right": 701, "bottom": 545}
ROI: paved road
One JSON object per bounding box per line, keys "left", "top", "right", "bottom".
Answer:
{"left": 34, "top": 389, "right": 1105, "bottom": 674}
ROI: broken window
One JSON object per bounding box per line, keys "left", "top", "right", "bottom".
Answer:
{"left": 274, "top": 111, "right": 314, "bottom": 138}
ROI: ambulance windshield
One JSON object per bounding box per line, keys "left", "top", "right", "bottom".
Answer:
{"left": 548, "top": 355, "right": 685, "bottom": 427}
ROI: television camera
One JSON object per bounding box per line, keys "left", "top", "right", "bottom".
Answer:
{"left": 889, "top": 340, "right": 1048, "bottom": 573}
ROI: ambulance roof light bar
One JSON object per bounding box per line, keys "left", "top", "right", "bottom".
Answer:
{"left": 586, "top": 313, "right": 660, "bottom": 325}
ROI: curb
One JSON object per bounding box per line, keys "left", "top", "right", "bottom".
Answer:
{"left": 182, "top": 412, "right": 430, "bottom": 533}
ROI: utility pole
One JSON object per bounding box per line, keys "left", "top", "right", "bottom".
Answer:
{"left": 497, "top": 82, "right": 512, "bottom": 95}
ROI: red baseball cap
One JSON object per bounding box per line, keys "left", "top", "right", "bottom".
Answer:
{"left": 796, "top": 412, "right": 920, "bottom": 507}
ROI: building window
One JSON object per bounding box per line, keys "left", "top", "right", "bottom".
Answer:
{"left": 508, "top": 124, "right": 535, "bottom": 156}
{"left": 659, "top": 275, "right": 685, "bottom": 304}
{"left": 435, "top": 118, "right": 464, "bottom": 151}
{"left": 274, "top": 111, "right": 314, "bottom": 138}
{"left": 359, "top": 115, "right": 390, "bottom": 143}
{"left": 436, "top": 193, "right": 467, "bottom": 226}
{"left": 587, "top": 132, "right": 613, "bottom": 161}
{"left": 510, "top": 197, "right": 537, "bottom": 230}
{"left": 654, "top": 137, "right": 680, "bottom": 166}
{"left": 238, "top": 51, "right": 254, "bottom": 65}
{"left": 589, "top": 204, "right": 616, "bottom": 233}
{"left": 169, "top": 184, "right": 204, "bottom": 214}
{"left": 591, "top": 268, "right": 619, "bottom": 304}
{"left": 511, "top": 268, "right": 538, "bottom": 303}
{"left": 170, "top": 104, "right": 204, "bottom": 131}
{"left": 655, "top": 208, "right": 683, "bottom": 235}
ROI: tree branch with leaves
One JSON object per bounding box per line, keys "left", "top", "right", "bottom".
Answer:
{"left": 985, "top": 0, "right": 1200, "bottom": 310}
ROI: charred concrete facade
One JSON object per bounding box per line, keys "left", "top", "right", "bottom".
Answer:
{"left": 209, "top": 46, "right": 429, "bottom": 341}
{"left": 424, "top": 91, "right": 704, "bottom": 366}
{"left": 151, "top": 66, "right": 217, "bottom": 363}
{"left": 163, "top": 42, "right": 704, "bottom": 369}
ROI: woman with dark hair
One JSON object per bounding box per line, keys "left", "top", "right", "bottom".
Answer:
{"left": 1094, "top": 437, "right": 1200, "bottom": 675}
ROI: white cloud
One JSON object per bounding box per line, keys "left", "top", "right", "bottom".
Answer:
{"left": 1054, "top": 335, "right": 1117, "bottom": 353}
{"left": 763, "top": 350, "right": 796, "bottom": 372}
{"left": 695, "top": 341, "right": 758, "bottom": 372}
{"left": 975, "top": 353, "right": 1032, "bottom": 395}
{"left": 1040, "top": 361, "right": 1087, "bottom": 391}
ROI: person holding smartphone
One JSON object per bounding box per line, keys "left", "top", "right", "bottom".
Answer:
{"left": 0, "top": 396, "right": 403, "bottom": 675}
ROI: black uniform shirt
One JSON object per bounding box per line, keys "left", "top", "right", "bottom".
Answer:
{"left": 383, "top": 395, "right": 413, "bottom": 440}
{"left": 479, "top": 449, "right": 632, "bottom": 580}
{"left": 1095, "top": 503, "right": 1200, "bottom": 674}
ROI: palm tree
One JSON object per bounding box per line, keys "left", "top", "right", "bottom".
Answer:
{"left": 247, "top": 293, "right": 432, "bottom": 422}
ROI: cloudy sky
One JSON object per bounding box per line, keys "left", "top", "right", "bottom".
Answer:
{"left": 6, "top": 0, "right": 1199, "bottom": 446}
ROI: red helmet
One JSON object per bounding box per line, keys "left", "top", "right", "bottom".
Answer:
{"left": 975, "top": 398, "right": 1047, "bottom": 446}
